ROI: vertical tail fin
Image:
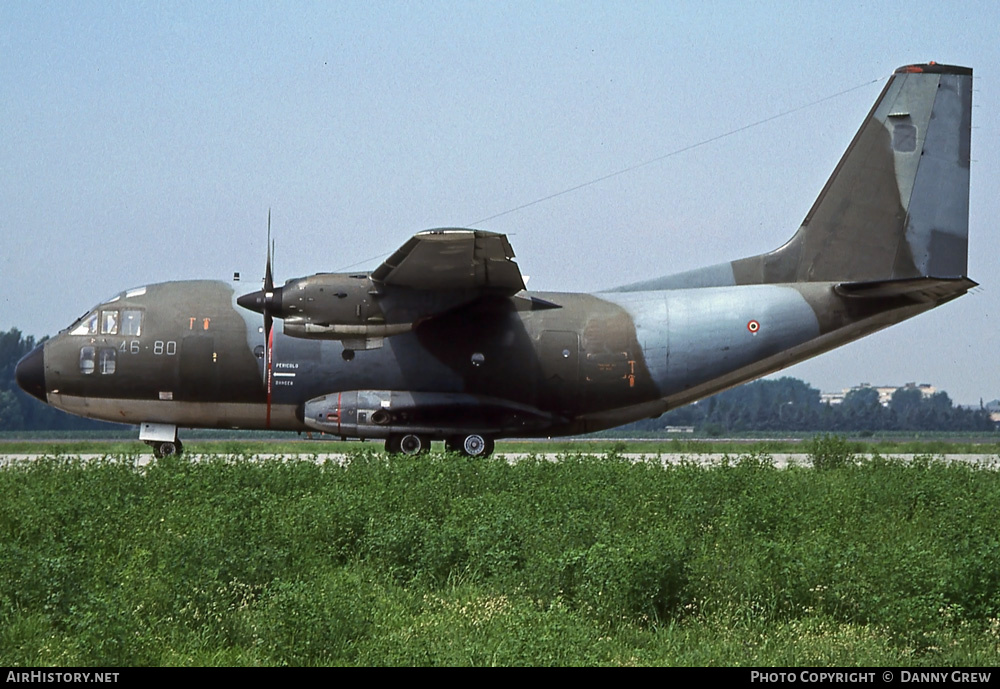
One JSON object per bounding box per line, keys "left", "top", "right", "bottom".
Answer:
{"left": 732, "top": 62, "right": 973, "bottom": 284}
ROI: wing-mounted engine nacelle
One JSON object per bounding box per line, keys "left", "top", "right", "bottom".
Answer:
{"left": 239, "top": 273, "right": 400, "bottom": 349}
{"left": 302, "top": 390, "right": 556, "bottom": 439}
{"left": 274, "top": 273, "right": 373, "bottom": 323}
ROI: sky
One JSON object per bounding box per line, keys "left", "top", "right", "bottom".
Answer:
{"left": 2, "top": 1, "right": 999, "bottom": 404}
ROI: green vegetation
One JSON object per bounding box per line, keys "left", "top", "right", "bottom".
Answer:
{"left": 631, "top": 376, "right": 995, "bottom": 434}
{"left": 806, "top": 433, "right": 856, "bottom": 470}
{"left": 3, "top": 450, "right": 1000, "bottom": 666}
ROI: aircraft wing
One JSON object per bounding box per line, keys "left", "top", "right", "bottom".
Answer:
{"left": 243, "top": 228, "right": 534, "bottom": 348}
{"left": 371, "top": 229, "right": 525, "bottom": 295}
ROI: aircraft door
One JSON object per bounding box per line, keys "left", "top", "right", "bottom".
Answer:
{"left": 538, "top": 330, "right": 579, "bottom": 415}
{"left": 178, "top": 336, "right": 220, "bottom": 401}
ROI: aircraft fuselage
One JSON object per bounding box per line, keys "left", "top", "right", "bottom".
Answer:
{"left": 28, "top": 276, "right": 953, "bottom": 440}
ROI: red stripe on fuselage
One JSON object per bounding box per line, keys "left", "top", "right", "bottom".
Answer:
{"left": 266, "top": 328, "right": 273, "bottom": 428}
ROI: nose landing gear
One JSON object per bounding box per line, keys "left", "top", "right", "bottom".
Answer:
{"left": 148, "top": 439, "right": 183, "bottom": 458}
{"left": 140, "top": 422, "right": 184, "bottom": 458}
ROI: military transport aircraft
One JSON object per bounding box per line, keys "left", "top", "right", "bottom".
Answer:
{"left": 16, "top": 63, "right": 974, "bottom": 458}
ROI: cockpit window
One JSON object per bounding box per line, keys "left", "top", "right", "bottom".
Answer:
{"left": 121, "top": 310, "right": 142, "bottom": 336}
{"left": 70, "top": 312, "right": 98, "bottom": 336}
{"left": 101, "top": 311, "right": 119, "bottom": 335}
{"left": 69, "top": 306, "right": 142, "bottom": 337}
{"left": 80, "top": 347, "right": 95, "bottom": 374}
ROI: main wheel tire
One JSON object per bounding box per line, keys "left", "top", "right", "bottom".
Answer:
{"left": 398, "top": 433, "right": 428, "bottom": 456}
{"left": 460, "top": 434, "right": 494, "bottom": 457}
{"left": 385, "top": 436, "right": 401, "bottom": 454}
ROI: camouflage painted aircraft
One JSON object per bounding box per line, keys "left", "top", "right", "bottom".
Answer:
{"left": 16, "top": 63, "right": 974, "bottom": 458}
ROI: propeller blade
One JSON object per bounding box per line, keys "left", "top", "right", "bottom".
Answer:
{"left": 263, "top": 210, "right": 275, "bottom": 393}
{"left": 234, "top": 210, "right": 281, "bottom": 392}
{"left": 264, "top": 209, "right": 274, "bottom": 295}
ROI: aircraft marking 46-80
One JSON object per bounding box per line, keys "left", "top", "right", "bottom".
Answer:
{"left": 16, "top": 63, "right": 975, "bottom": 457}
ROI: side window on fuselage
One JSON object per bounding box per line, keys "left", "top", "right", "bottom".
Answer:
{"left": 80, "top": 347, "right": 95, "bottom": 374}
{"left": 98, "top": 348, "right": 116, "bottom": 375}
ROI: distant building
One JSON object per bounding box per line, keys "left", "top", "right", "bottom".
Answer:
{"left": 821, "top": 382, "right": 936, "bottom": 407}
{"left": 819, "top": 390, "right": 846, "bottom": 405}
{"left": 985, "top": 400, "right": 1000, "bottom": 424}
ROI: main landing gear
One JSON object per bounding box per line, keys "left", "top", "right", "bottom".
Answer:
{"left": 385, "top": 433, "right": 431, "bottom": 456}
{"left": 384, "top": 433, "right": 495, "bottom": 457}
{"left": 446, "top": 434, "right": 495, "bottom": 457}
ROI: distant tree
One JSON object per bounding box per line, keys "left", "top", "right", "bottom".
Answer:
{"left": 1, "top": 328, "right": 35, "bottom": 384}
{"left": 0, "top": 389, "right": 24, "bottom": 430}
{"left": 841, "top": 386, "right": 881, "bottom": 412}
{"left": 627, "top": 376, "right": 997, "bottom": 434}
{"left": 928, "top": 391, "right": 953, "bottom": 410}
{"left": 889, "top": 388, "right": 920, "bottom": 419}
{"left": 837, "top": 387, "right": 884, "bottom": 431}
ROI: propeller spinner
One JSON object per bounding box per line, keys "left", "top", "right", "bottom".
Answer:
{"left": 235, "top": 245, "right": 284, "bottom": 322}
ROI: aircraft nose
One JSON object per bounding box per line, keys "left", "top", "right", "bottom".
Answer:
{"left": 15, "top": 344, "right": 47, "bottom": 402}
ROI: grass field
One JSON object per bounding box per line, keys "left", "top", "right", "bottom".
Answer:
{"left": 3, "top": 446, "right": 1000, "bottom": 666}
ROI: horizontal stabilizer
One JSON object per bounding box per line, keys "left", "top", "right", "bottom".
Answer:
{"left": 834, "top": 276, "right": 977, "bottom": 302}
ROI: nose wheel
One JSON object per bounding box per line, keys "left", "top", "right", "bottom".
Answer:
{"left": 146, "top": 439, "right": 183, "bottom": 458}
